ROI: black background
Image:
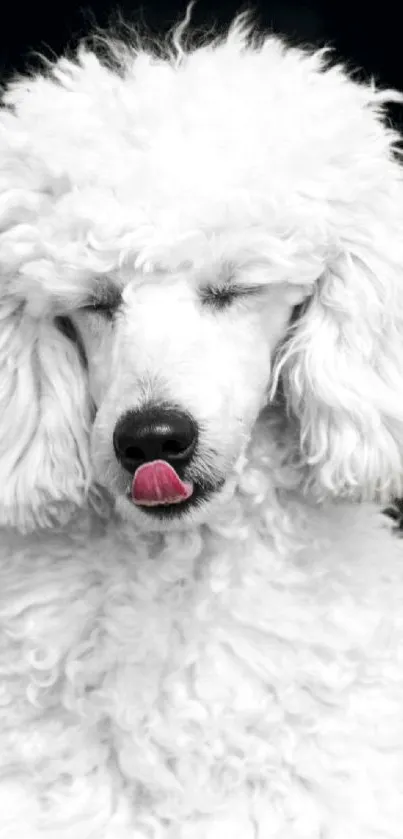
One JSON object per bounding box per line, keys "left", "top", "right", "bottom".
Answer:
{"left": 1, "top": 1, "right": 402, "bottom": 96}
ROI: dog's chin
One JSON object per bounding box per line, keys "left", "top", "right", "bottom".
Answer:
{"left": 115, "top": 494, "right": 210, "bottom": 532}
{"left": 114, "top": 478, "right": 231, "bottom": 533}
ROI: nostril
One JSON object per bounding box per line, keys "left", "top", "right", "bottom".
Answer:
{"left": 161, "top": 437, "right": 191, "bottom": 458}
{"left": 123, "top": 445, "right": 147, "bottom": 462}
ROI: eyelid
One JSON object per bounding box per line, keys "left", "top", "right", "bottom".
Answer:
{"left": 200, "top": 282, "right": 263, "bottom": 298}
{"left": 82, "top": 285, "right": 123, "bottom": 312}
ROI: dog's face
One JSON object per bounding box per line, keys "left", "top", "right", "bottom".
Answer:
{"left": 72, "top": 259, "right": 308, "bottom": 529}
{"left": 1, "top": 19, "right": 403, "bottom": 532}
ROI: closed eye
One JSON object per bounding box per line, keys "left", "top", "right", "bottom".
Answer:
{"left": 80, "top": 284, "right": 122, "bottom": 318}
{"left": 200, "top": 282, "right": 262, "bottom": 310}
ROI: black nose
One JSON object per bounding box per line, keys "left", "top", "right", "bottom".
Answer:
{"left": 113, "top": 406, "right": 198, "bottom": 474}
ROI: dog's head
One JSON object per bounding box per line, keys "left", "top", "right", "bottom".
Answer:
{"left": 1, "top": 18, "right": 403, "bottom": 531}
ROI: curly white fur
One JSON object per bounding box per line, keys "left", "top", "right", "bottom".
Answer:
{"left": 1, "top": 13, "right": 403, "bottom": 838}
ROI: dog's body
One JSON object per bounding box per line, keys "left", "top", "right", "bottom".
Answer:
{"left": 3, "top": 432, "right": 403, "bottom": 838}
{"left": 1, "top": 14, "right": 403, "bottom": 838}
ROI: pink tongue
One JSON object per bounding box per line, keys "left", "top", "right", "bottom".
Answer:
{"left": 131, "top": 460, "right": 193, "bottom": 506}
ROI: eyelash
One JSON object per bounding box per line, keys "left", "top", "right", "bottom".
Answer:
{"left": 200, "top": 284, "right": 260, "bottom": 310}
{"left": 81, "top": 293, "right": 122, "bottom": 318}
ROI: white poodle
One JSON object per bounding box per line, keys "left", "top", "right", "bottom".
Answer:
{"left": 1, "top": 12, "right": 403, "bottom": 838}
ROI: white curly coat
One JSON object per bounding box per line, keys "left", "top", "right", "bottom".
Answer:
{"left": 1, "top": 15, "right": 403, "bottom": 838}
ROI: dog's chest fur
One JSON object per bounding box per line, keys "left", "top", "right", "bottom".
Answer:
{"left": 1, "top": 492, "right": 403, "bottom": 838}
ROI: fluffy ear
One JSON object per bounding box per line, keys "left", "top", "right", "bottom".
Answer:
{"left": 276, "top": 233, "right": 403, "bottom": 502}
{"left": 0, "top": 300, "right": 91, "bottom": 531}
